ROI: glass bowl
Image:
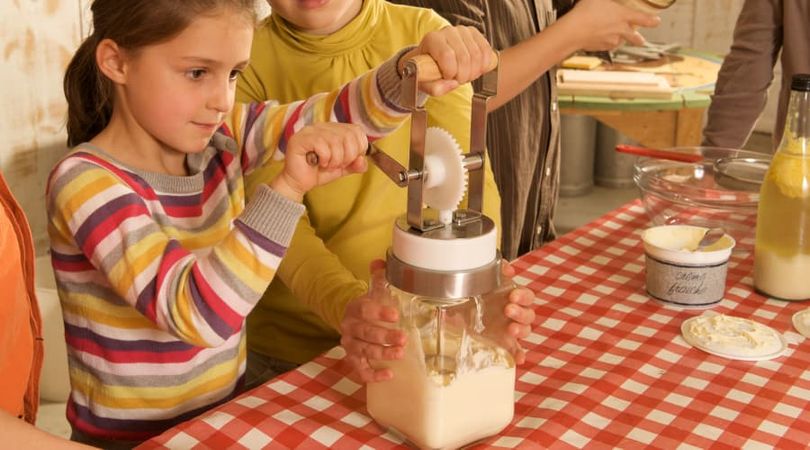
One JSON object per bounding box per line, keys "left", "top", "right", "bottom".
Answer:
{"left": 634, "top": 147, "right": 772, "bottom": 253}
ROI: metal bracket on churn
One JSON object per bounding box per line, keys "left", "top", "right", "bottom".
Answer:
{"left": 400, "top": 55, "right": 500, "bottom": 232}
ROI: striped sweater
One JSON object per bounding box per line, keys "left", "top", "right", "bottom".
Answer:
{"left": 46, "top": 56, "right": 411, "bottom": 442}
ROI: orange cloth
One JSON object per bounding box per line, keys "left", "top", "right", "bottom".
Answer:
{"left": 0, "top": 171, "right": 42, "bottom": 423}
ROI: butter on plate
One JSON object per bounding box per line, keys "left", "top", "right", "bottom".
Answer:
{"left": 561, "top": 55, "right": 602, "bottom": 70}
{"left": 793, "top": 309, "right": 810, "bottom": 338}
{"left": 681, "top": 313, "right": 786, "bottom": 361}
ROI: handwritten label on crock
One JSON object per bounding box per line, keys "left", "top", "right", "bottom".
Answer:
{"left": 645, "top": 254, "right": 727, "bottom": 307}
{"left": 667, "top": 272, "right": 708, "bottom": 296}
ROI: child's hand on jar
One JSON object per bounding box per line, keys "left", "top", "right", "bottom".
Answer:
{"left": 340, "top": 260, "right": 405, "bottom": 383}
{"left": 340, "top": 260, "right": 536, "bottom": 383}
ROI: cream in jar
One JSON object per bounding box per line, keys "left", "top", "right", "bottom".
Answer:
{"left": 367, "top": 328, "right": 515, "bottom": 450}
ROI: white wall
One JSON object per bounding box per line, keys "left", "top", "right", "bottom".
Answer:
{"left": 641, "top": 0, "right": 743, "bottom": 54}
{"left": 0, "top": 1, "right": 85, "bottom": 254}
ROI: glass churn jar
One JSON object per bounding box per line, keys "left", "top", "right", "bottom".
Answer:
{"left": 367, "top": 214, "right": 517, "bottom": 450}
{"left": 754, "top": 73, "right": 810, "bottom": 300}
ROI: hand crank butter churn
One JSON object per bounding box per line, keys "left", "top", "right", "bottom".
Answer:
{"left": 364, "top": 55, "right": 518, "bottom": 449}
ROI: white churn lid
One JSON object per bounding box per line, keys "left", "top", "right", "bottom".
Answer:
{"left": 390, "top": 214, "right": 498, "bottom": 272}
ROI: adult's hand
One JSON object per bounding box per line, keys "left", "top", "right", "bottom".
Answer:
{"left": 565, "top": 0, "right": 661, "bottom": 50}
{"left": 500, "top": 260, "right": 536, "bottom": 365}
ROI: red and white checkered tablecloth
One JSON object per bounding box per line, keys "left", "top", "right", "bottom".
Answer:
{"left": 139, "top": 201, "right": 810, "bottom": 449}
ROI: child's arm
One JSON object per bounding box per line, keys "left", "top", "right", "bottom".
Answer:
{"left": 224, "top": 26, "right": 496, "bottom": 176}
{"left": 0, "top": 410, "right": 94, "bottom": 449}
{"left": 224, "top": 49, "right": 410, "bottom": 178}
{"left": 394, "top": 0, "right": 659, "bottom": 112}
{"left": 240, "top": 85, "right": 503, "bottom": 333}
{"left": 47, "top": 157, "right": 304, "bottom": 348}
{"left": 46, "top": 123, "right": 366, "bottom": 348}
{"left": 488, "top": 0, "right": 659, "bottom": 111}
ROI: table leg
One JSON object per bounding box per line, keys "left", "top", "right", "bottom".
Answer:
{"left": 674, "top": 108, "right": 706, "bottom": 146}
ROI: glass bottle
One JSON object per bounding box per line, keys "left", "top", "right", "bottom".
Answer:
{"left": 366, "top": 275, "right": 516, "bottom": 450}
{"left": 753, "top": 73, "right": 810, "bottom": 300}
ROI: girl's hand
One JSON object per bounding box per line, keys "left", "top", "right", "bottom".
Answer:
{"left": 271, "top": 123, "right": 368, "bottom": 202}
{"left": 400, "top": 25, "right": 495, "bottom": 97}
{"left": 340, "top": 260, "right": 406, "bottom": 383}
{"left": 565, "top": 0, "right": 661, "bottom": 50}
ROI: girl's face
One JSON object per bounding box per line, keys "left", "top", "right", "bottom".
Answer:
{"left": 268, "top": 0, "right": 363, "bottom": 35}
{"left": 119, "top": 8, "right": 253, "bottom": 155}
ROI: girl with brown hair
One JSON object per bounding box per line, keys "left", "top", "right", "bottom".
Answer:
{"left": 54, "top": 0, "right": 495, "bottom": 446}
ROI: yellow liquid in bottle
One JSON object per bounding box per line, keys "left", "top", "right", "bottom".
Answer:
{"left": 753, "top": 151, "right": 810, "bottom": 300}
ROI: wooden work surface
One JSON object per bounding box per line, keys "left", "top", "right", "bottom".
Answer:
{"left": 559, "top": 50, "right": 722, "bottom": 148}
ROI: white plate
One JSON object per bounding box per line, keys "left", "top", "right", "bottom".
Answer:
{"left": 792, "top": 308, "right": 810, "bottom": 338}
{"left": 681, "top": 314, "right": 787, "bottom": 361}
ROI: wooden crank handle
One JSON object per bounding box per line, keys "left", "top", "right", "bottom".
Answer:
{"left": 404, "top": 52, "right": 499, "bottom": 82}
{"left": 305, "top": 51, "right": 498, "bottom": 166}
{"left": 305, "top": 152, "right": 320, "bottom": 167}
{"left": 306, "top": 145, "right": 373, "bottom": 167}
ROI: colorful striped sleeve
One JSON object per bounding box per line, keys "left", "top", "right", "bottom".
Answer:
{"left": 46, "top": 154, "right": 304, "bottom": 348}
{"left": 228, "top": 48, "right": 415, "bottom": 175}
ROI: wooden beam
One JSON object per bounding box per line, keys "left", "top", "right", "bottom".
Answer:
{"left": 561, "top": 108, "right": 706, "bottom": 148}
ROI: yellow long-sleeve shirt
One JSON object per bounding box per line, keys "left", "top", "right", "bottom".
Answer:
{"left": 239, "top": 0, "right": 502, "bottom": 364}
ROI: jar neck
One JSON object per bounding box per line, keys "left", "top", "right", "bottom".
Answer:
{"left": 778, "top": 89, "right": 810, "bottom": 156}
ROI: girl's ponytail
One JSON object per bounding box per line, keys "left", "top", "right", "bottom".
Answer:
{"left": 63, "top": 35, "right": 113, "bottom": 147}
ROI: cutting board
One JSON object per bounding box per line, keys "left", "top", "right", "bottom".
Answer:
{"left": 557, "top": 69, "right": 674, "bottom": 99}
